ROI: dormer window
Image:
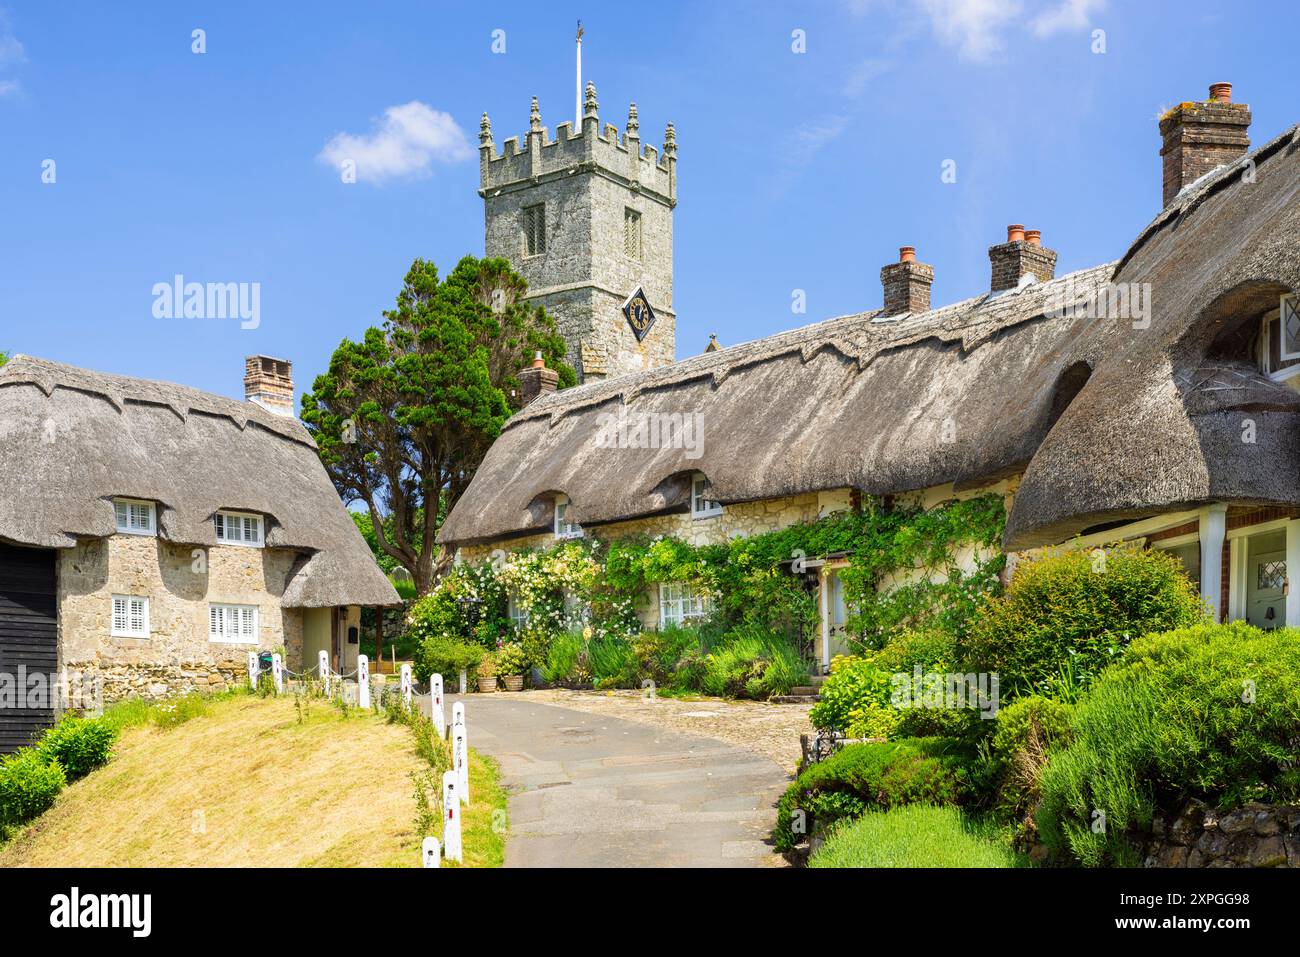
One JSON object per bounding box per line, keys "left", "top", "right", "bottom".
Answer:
{"left": 113, "top": 499, "right": 156, "bottom": 536}
{"left": 1258, "top": 297, "right": 1300, "bottom": 382}
{"left": 215, "top": 510, "right": 264, "bottom": 547}
{"left": 554, "top": 495, "right": 583, "bottom": 539}
{"left": 691, "top": 474, "right": 722, "bottom": 519}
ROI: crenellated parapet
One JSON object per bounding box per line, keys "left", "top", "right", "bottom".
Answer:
{"left": 479, "top": 84, "right": 677, "bottom": 207}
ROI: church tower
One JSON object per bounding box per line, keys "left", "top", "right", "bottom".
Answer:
{"left": 479, "top": 82, "right": 677, "bottom": 382}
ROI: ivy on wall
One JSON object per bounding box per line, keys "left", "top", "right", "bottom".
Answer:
{"left": 408, "top": 494, "right": 1007, "bottom": 656}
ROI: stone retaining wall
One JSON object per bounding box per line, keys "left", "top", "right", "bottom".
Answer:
{"left": 1145, "top": 799, "right": 1300, "bottom": 867}
{"left": 69, "top": 660, "right": 248, "bottom": 705}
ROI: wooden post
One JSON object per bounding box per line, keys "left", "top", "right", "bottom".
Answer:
{"left": 401, "top": 663, "right": 413, "bottom": 709}
{"left": 318, "top": 649, "right": 330, "bottom": 696}
{"left": 431, "top": 673, "right": 445, "bottom": 738}
{"left": 271, "top": 654, "right": 283, "bottom": 695}
{"left": 453, "top": 725, "right": 469, "bottom": 805}
{"left": 421, "top": 836, "right": 440, "bottom": 868}
{"left": 442, "top": 770, "right": 462, "bottom": 863}
{"left": 357, "top": 654, "right": 370, "bottom": 709}
{"left": 247, "top": 652, "right": 259, "bottom": 689}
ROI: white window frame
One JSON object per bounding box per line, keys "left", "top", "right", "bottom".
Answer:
{"left": 507, "top": 593, "right": 528, "bottom": 629}
{"left": 554, "top": 495, "right": 583, "bottom": 539}
{"left": 209, "top": 603, "right": 259, "bottom": 644}
{"left": 111, "top": 594, "right": 150, "bottom": 639}
{"left": 658, "top": 581, "right": 714, "bottom": 629}
{"left": 1280, "top": 295, "right": 1300, "bottom": 362}
{"left": 214, "top": 510, "right": 264, "bottom": 547}
{"left": 690, "top": 473, "right": 723, "bottom": 520}
{"left": 113, "top": 498, "right": 156, "bottom": 536}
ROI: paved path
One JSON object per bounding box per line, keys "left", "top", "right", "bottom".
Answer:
{"left": 450, "top": 694, "right": 789, "bottom": 867}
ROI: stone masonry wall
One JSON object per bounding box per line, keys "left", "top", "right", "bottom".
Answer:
{"left": 1145, "top": 799, "right": 1300, "bottom": 868}
{"left": 58, "top": 535, "right": 304, "bottom": 702}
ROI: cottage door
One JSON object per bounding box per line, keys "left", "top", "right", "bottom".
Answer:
{"left": 1246, "top": 546, "right": 1287, "bottom": 630}
{"left": 331, "top": 607, "right": 342, "bottom": 672}
{"left": 0, "top": 544, "right": 58, "bottom": 753}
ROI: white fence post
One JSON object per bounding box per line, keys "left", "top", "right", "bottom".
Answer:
{"left": 357, "top": 654, "right": 370, "bottom": 709}
{"left": 247, "top": 652, "right": 259, "bottom": 689}
{"left": 401, "top": 663, "right": 412, "bottom": 709}
{"left": 421, "top": 836, "right": 441, "bottom": 868}
{"left": 271, "top": 654, "right": 283, "bottom": 695}
{"left": 318, "top": 649, "right": 330, "bottom": 696}
{"left": 452, "top": 701, "right": 465, "bottom": 730}
{"left": 442, "top": 770, "right": 462, "bottom": 863}
{"left": 431, "top": 673, "right": 445, "bottom": 738}
{"left": 458, "top": 668, "right": 467, "bottom": 695}
{"left": 453, "top": 725, "right": 469, "bottom": 806}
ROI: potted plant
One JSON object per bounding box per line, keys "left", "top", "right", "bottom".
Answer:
{"left": 497, "top": 643, "right": 527, "bottom": 691}
{"left": 476, "top": 650, "right": 498, "bottom": 693}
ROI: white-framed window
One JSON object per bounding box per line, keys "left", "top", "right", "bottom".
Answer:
{"left": 507, "top": 593, "right": 528, "bottom": 629}
{"left": 113, "top": 499, "right": 156, "bottom": 536}
{"left": 659, "top": 582, "right": 715, "bottom": 628}
{"left": 214, "top": 510, "right": 264, "bottom": 547}
{"left": 691, "top": 473, "right": 722, "bottom": 519}
{"left": 1257, "top": 303, "right": 1300, "bottom": 381}
{"left": 209, "top": 603, "right": 259, "bottom": 644}
{"left": 522, "top": 204, "right": 546, "bottom": 257}
{"left": 554, "top": 495, "right": 583, "bottom": 539}
{"left": 111, "top": 595, "right": 150, "bottom": 639}
{"left": 624, "top": 208, "right": 642, "bottom": 260}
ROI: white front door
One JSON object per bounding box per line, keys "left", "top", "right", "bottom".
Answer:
{"left": 823, "top": 569, "right": 852, "bottom": 667}
{"left": 1245, "top": 529, "right": 1287, "bottom": 629}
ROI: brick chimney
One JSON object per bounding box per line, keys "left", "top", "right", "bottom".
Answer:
{"left": 880, "top": 246, "right": 935, "bottom": 317}
{"left": 518, "top": 352, "right": 558, "bottom": 406}
{"left": 1159, "top": 82, "right": 1251, "bottom": 207}
{"left": 989, "top": 225, "right": 1057, "bottom": 292}
{"left": 244, "top": 355, "right": 295, "bottom": 417}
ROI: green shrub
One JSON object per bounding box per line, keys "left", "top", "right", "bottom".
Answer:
{"left": 695, "top": 625, "right": 804, "bottom": 699}
{"left": 494, "top": 643, "right": 527, "bottom": 677}
{"left": 991, "top": 696, "right": 1073, "bottom": 765}
{"left": 632, "top": 625, "right": 701, "bottom": 686}
{"left": 810, "top": 804, "right": 1027, "bottom": 868}
{"left": 34, "top": 716, "right": 118, "bottom": 781}
{"left": 963, "top": 544, "right": 1205, "bottom": 697}
{"left": 0, "top": 749, "right": 66, "bottom": 833}
{"left": 809, "top": 655, "right": 896, "bottom": 736}
{"left": 541, "top": 631, "right": 585, "bottom": 686}
{"left": 1036, "top": 622, "right": 1300, "bottom": 866}
{"left": 413, "top": 636, "right": 484, "bottom": 683}
{"left": 588, "top": 635, "right": 639, "bottom": 689}
{"left": 774, "top": 737, "right": 977, "bottom": 850}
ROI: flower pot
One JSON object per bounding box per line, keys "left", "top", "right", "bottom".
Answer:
{"left": 477, "top": 676, "right": 498, "bottom": 693}
{"left": 503, "top": 675, "right": 525, "bottom": 692}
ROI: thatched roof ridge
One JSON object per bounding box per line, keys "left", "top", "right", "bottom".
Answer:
{"left": 0, "top": 355, "right": 399, "bottom": 607}
{"left": 441, "top": 122, "right": 1300, "bottom": 550}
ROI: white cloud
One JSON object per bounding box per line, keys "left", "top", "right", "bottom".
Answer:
{"left": 785, "top": 114, "right": 850, "bottom": 168}
{"left": 0, "top": 78, "right": 19, "bottom": 98}
{"left": 847, "top": 0, "right": 1103, "bottom": 63}
{"left": 0, "top": 9, "right": 25, "bottom": 97}
{"left": 1030, "top": 0, "right": 1105, "bottom": 36}
{"left": 317, "top": 101, "right": 472, "bottom": 183}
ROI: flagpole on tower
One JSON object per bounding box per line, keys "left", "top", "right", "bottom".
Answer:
{"left": 575, "top": 20, "right": 584, "bottom": 129}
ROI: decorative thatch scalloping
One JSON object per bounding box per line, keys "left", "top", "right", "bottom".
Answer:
{"left": 0, "top": 356, "right": 400, "bottom": 608}
{"left": 440, "top": 124, "right": 1300, "bottom": 550}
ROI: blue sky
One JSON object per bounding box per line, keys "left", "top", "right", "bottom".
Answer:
{"left": 1, "top": 1, "right": 1296, "bottom": 402}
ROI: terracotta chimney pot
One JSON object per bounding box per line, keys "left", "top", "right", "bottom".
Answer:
{"left": 1209, "top": 82, "right": 1232, "bottom": 103}
{"left": 1024, "top": 229, "right": 1042, "bottom": 246}
{"left": 899, "top": 246, "right": 916, "bottom": 263}
{"left": 1006, "top": 224, "right": 1026, "bottom": 243}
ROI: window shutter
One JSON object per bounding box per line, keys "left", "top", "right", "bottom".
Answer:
{"left": 113, "top": 596, "right": 129, "bottom": 633}
{"left": 209, "top": 606, "right": 221, "bottom": 637}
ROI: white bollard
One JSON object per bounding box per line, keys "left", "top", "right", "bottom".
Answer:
{"left": 453, "top": 726, "right": 469, "bottom": 806}
{"left": 452, "top": 701, "right": 465, "bottom": 730}
{"left": 442, "top": 771, "right": 462, "bottom": 863}
{"left": 401, "top": 663, "right": 412, "bottom": 709}
{"left": 357, "top": 654, "right": 370, "bottom": 709}
{"left": 247, "top": 652, "right": 259, "bottom": 689}
{"left": 271, "top": 654, "right": 284, "bottom": 695}
{"left": 421, "top": 836, "right": 441, "bottom": 868}
{"left": 431, "top": 673, "right": 445, "bottom": 738}
{"left": 318, "top": 649, "right": 330, "bottom": 696}
{"left": 458, "top": 668, "right": 467, "bottom": 695}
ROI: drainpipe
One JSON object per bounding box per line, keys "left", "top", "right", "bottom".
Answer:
{"left": 1199, "top": 504, "right": 1228, "bottom": 622}
{"left": 1286, "top": 519, "right": 1300, "bottom": 627}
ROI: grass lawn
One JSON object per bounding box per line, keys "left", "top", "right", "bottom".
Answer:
{"left": 809, "top": 804, "right": 1028, "bottom": 868}
{"left": 0, "top": 691, "right": 506, "bottom": 868}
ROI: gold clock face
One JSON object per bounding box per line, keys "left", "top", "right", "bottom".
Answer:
{"left": 622, "top": 288, "right": 656, "bottom": 342}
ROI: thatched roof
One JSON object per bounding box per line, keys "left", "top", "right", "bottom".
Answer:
{"left": 0, "top": 356, "right": 400, "bottom": 607}
{"left": 440, "top": 124, "right": 1300, "bottom": 551}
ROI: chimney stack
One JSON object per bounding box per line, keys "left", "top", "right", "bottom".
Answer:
{"left": 989, "top": 225, "right": 1057, "bottom": 292}
{"left": 244, "top": 355, "right": 295, "bottom": 417}
{"left": 880, "top": 246, "right": 935, "bottom": 317}
{"left": 518, "top": 351, "right": 559, "bottom": 406}
{"left": 1159, "top": 82, "right": 1251, "bottom": 207}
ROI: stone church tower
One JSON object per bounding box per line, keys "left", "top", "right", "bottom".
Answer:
{"left": 479, "top": 83, "right": 677, "bottom": 382}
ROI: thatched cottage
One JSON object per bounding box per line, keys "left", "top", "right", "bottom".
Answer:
{"left": 439, "top": 83, "right": 1300, "bottom": 667}
{"left": 0, "top": 354, "right": 398, "bottom": 750}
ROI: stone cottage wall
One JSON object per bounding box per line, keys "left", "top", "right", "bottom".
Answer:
{"left": 58, "top": 535, "right": 304, "bottom": 702}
